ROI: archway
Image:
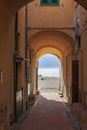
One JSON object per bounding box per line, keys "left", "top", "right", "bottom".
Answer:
{"left": 37, "top": 53, "right": 61, "bottom": 93}
{"left": 29, "top": 30, "right": 75, "bottom": 99}
{"left": 0, "top": 0, "right": 81, "bottom": 129}
{"left": 29, "top": 30, "right": 74, "bottom": 54}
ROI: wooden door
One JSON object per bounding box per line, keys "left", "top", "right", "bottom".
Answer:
{"left": 72, "top": 60, "right": 79, "bottom": 103}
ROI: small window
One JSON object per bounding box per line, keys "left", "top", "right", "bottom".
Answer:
{"left": 41, "top": 0, "right": 59, "bottom": 5}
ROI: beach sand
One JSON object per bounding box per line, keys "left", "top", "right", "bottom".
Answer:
{"left": 38, "top": 76, "right": 60, "bottom": 92}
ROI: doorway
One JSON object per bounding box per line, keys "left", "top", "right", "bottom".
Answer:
{"left": 37, "top": 54, "right": 61, "bottom": 93}
{"left": 72, "top": 60, "right": 79, "bottom": 103}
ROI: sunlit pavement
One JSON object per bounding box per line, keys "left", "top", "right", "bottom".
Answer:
{"left": 20, "top": 92, "right": 74, "bottom": 130}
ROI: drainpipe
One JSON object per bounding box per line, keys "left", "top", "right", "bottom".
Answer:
{"left": 14, "top": 12, "right": 18, "bottom": 121}
{"left": 25, "top": 5, "right": 28, "bottom": 109}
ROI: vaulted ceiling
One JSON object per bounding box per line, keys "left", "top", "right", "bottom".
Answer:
{"left": 75, "top": 0, "right": 87, "bottom": 10}
{"left": 29, "top": 30, "right": 74, "bottom": 55}
{"left": 36, "top": 47, "right": 63, "bottom": 59}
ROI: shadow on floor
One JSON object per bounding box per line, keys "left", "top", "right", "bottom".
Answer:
{"left": 11, "top": 92, "right": 80, "bottom": 130}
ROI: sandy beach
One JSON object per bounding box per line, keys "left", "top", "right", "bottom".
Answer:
{"left": 38, "top": 76, "right": 60, "bottom": 92}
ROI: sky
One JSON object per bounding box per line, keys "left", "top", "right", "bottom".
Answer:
{"left": 38, "top": 54, "right": 60, "bottom": 68}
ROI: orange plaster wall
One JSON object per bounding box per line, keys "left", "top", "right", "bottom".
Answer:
{"left": 28, "top": 0, "right": 75, "bottom": 28}
{"left": 18, "top": 7, "right": 25, "bottom": 89}
{"left": 0, "top": 1, "right": 11, "bottom": 104}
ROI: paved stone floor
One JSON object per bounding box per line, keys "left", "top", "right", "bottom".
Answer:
{"left": 11, "top": 92, "right": 80, "bottom": 130}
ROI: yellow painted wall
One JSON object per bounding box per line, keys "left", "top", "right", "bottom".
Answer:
{"left": 27, "top": 0, "right": 76, "bottom": 100}
{"left": 0, "top": 1, "right": 10, "bottom": 103}
{"left": 76, "top": 5, "right": 87, "bottom": 105}
{"left": 0, "top": 1, "right": 14, "bottom": 129}
{"left": 18, "top": 7, "right": 25, "bottom": 89}
{"left": 28, "top": 0, "right": 75, "bottom": 28}
{"left": 28, "top": 0, "right": 75, "bottom": 39}
{"left": 0, "top": 2, "right": 27, "bottom": 128}
{"left": 18, "top": 7, "right": 27, "bottom": 111}
{"left": 1, "top": 1, "right": 87, "bottom": 129}
{"left": 75, "top": 5, "right": 87, "bottom": 30}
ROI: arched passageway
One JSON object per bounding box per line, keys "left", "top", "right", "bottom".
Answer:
{"left": 29, "top": 30, "right": 75, "bottom": 99}
{"left": 29, "top": 30, "right": 74, "bottom": 55}
{"left": 1, "top": 0, "right": 87, "bottom": 129}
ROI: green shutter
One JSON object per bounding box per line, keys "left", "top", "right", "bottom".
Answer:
{"left": 41, "top": 0, "right": 48, "bottom": 4}
{"left": 52, "top": 0, "right": 58, "bottom": 4}
{"left": 41, "top": 0, "right": 59, "bottom": 5}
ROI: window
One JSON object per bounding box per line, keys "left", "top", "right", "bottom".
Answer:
{"left": 41, "top": 0, "right": 59, "bottom": 5}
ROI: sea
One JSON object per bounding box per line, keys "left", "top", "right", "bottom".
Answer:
{"left": 38, "top": 67, "right": 60, "bottom": 77}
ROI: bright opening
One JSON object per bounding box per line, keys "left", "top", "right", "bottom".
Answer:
{"left": 38, "top": 54, "right": 61, "bottom": 92}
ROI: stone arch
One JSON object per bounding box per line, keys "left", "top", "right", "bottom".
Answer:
{"left": 29, "top": 30, "right": 75, "bottom": 55}
{"left": 36, "top": 47, "right": 63, "bottom": 60}
{"left": 29, "top": 30, "right": 75, "bottom": 97}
